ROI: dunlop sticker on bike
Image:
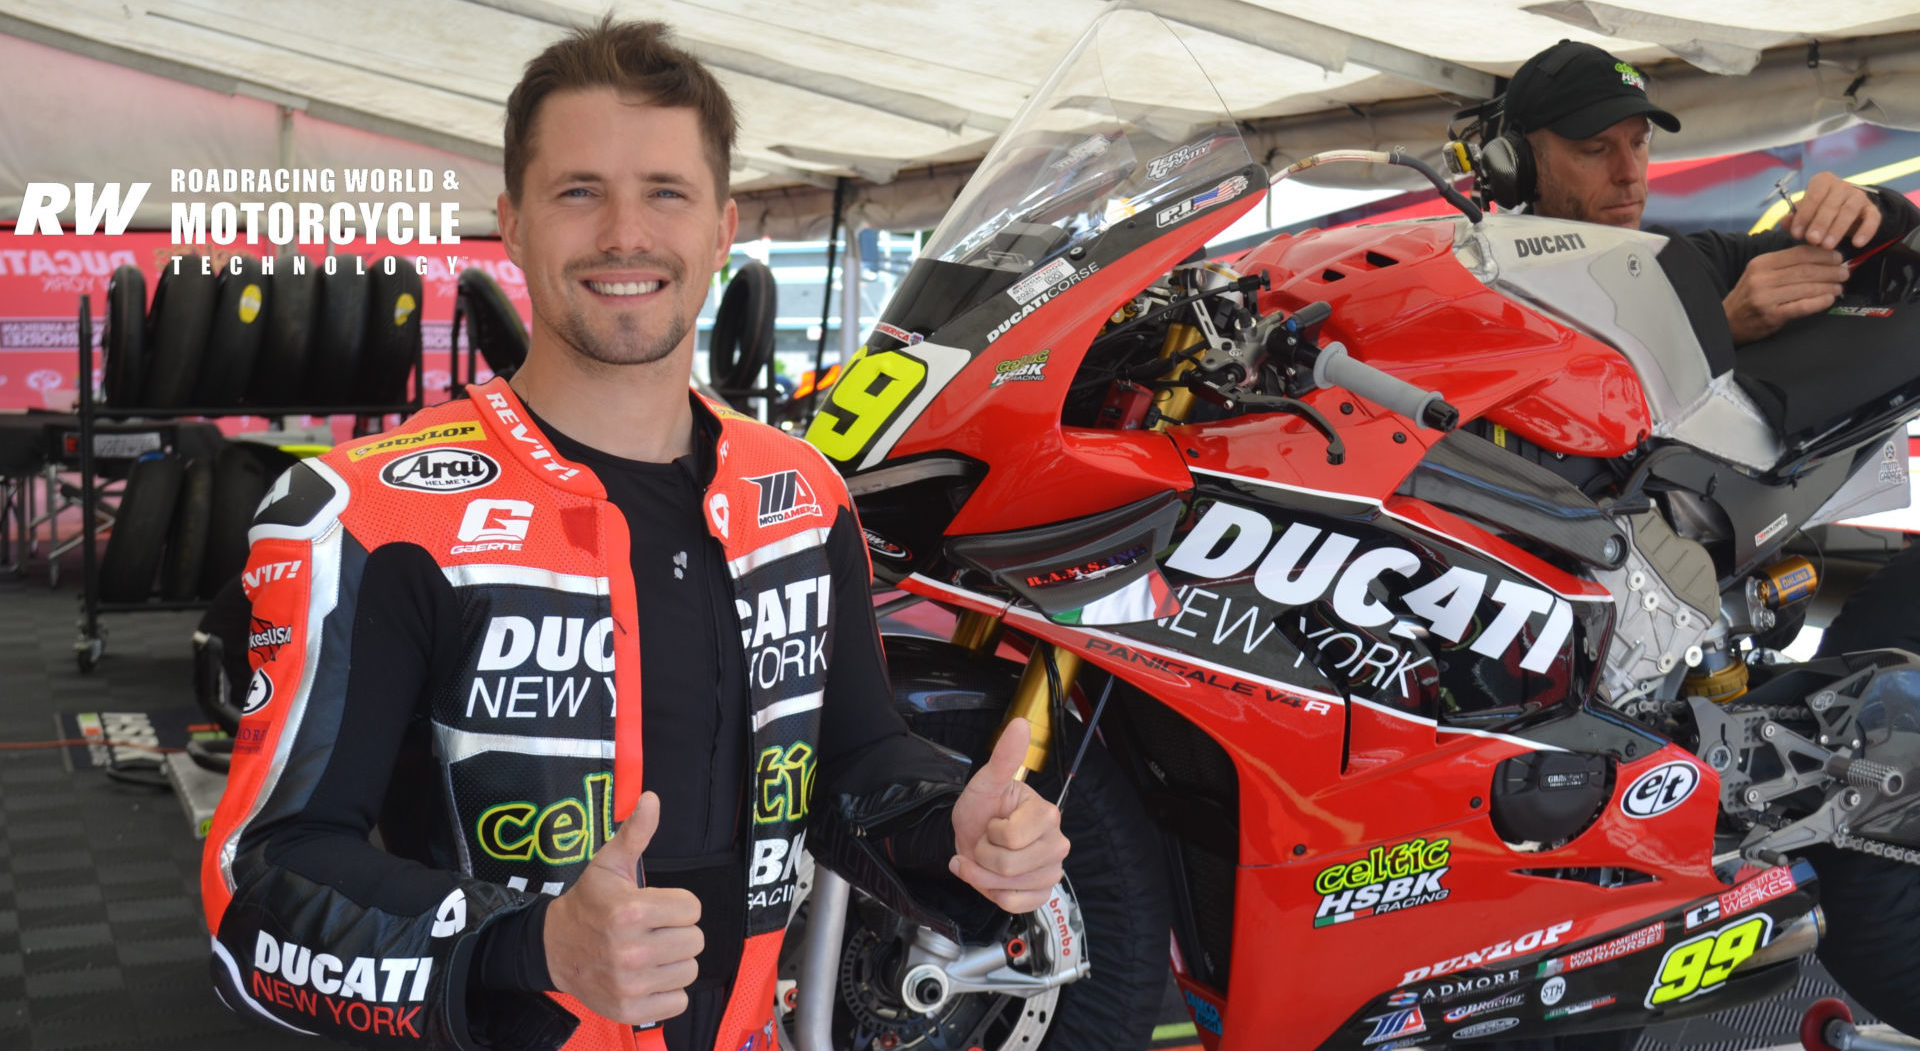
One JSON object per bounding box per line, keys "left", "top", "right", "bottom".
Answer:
{"left": 1313, "top": 837, "right": 1450, "bottom": 927}
{"left": 1644, "top": 914, "right": 1771, "bottom": 1008}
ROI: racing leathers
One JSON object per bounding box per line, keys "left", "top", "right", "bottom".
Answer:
{"left": 202, "top": 378, "right": 964, "bottom": 1050}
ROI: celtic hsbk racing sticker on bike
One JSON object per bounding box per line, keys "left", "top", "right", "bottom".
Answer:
{"left": 1314, "top": 837, "right": 1451, "bottom": 927}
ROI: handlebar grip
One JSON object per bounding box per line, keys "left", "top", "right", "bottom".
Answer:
{"left": 1313, "top": 343, "right": 1456, "bottom": 431}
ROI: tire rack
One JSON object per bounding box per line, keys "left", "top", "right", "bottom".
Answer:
{"left": 71, "top": 293, "right": 424, "bottom": 672}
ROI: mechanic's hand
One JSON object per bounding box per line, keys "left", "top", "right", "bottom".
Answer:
{"left": 950, "top": 717, "right": 1071, "bottom": 914}
{"left": 543, "top": 791, "right": 702, "bottom": 1026}
{"left": 1723, "top": 244, "right": 1849, "bottom": 344}
{"left": 1789, "top": 171, "right": 1881, "bottom": 250}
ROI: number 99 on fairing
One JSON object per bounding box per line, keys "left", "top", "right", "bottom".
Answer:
{"left": 1646, "top": 915, "right": 1770, "bottom": 1007}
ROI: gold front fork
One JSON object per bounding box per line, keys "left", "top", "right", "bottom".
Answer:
{"left": 1004, "top": 645, "right": 1082, "bottom": 780}
{"left": 951, "top": 609, "right": 1003, "bottom": 657}
{"left": 948, "top": 611, "right": 1079, "bottom": 780}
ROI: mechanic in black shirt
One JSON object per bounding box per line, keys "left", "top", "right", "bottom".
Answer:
{"left": 1462, "top": 39, "right": 1920, "bottom": 1038}
{"left": 1468, "top": 39, "right": 1920, "bottom": 342}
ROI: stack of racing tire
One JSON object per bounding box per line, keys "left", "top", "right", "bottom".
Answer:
{"left": 95, "top": 254, "right": 422, "bottom": 604}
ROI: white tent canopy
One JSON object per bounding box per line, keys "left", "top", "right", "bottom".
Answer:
{"left": 5, "top": 0, "right": 1920, "bottom": 240}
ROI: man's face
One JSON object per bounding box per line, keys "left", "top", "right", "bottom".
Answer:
{"left": 500, "top": 88, "right": 737, "bottom": 371}
{"left": 1529, "top": 116, "right": 1651, "bottom": 229}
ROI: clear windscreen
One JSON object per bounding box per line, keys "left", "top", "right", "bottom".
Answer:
{"left": 922, "top": 9, "right": 1255, "bottom": 279}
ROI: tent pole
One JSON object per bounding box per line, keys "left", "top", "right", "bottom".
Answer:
{"left": 807, "top": 177, "right": 848, "bottom": 425}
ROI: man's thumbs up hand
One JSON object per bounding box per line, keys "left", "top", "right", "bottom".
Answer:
{"left": 592, "top": 787, "right": 660, "bottom": 883}
{"left": 544, "top": 791, "right": 703, "bottom": 1025}
{"left": 949, "top": 718, "right": 1072, "bottom": 913}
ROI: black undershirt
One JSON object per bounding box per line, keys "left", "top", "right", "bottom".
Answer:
{"left": 469, "top": 401, "right": 910, "bottom": 1048}
{"left": 523, "top": 409, "right": 752, "bottom": 1044}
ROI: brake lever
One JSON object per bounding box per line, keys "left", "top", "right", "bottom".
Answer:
{"left": 1206, "top": 388, "right": 1347, "bottom": 464}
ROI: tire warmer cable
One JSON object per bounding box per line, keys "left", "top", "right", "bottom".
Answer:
{"left": 1045, "top": 647, "right": 1116, "bottom": 811}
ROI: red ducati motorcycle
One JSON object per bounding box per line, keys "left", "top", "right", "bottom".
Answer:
{"left": 780, "top": 12, "right": 1920, "bottom": 1050}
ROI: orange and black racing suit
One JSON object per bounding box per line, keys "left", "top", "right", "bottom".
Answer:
{"left": 202, "top": 378, "right": 962, "bottom": 1050}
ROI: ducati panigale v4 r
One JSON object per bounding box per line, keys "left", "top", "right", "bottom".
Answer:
{"left": 779, "top": 11, "right": 1920, "bottom": 1050}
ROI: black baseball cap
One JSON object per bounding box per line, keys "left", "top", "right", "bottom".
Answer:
{"left": 1505, "top": 40, "right": 1680, "bottom": 139}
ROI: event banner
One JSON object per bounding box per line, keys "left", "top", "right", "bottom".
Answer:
{"left": 0, "top": 232, "right": 528, "bottom": 412}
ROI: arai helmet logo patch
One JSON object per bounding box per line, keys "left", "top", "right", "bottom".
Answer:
{"left": 380, "top": 448, "right": 500, "bottom": 492}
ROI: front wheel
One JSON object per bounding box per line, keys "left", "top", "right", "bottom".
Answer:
{"left": 781, "top": 703, "right": 1171, "bottom": 1050}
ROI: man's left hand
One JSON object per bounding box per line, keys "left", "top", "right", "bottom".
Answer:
{"left": 1790, "top": 171, "right": 1881, "bottom": 250}
{"left": 950, "top": 717, "right": 1071, "bottom": 913}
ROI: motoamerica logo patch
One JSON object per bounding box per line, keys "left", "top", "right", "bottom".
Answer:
{"left": 748, "top": 470, "right": 822, "bottom": 527}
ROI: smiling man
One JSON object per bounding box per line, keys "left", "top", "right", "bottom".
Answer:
{"left": 203, "top": 19, "right": 1070, "bottom": 1051}
{"left": 1499, "top": 39, "right": 1920, "bottom": 344}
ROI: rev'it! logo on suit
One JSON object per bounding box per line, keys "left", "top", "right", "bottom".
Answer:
{"left": 748, "top": 471, "right": 821, "bottom": 527}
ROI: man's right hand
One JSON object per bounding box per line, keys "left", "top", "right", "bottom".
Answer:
{"left": 1723, "top": 244, "right": 1849, "bottom": 345}
{"left": 543, "top": 791, "right": 703, "bottom": 1025}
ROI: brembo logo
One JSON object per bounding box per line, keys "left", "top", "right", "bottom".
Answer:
{"left": 1165, "top": 503, "right": 1573, "bottom": 672}
{"left": 1511, "top": 232, "right": 1588, "bottom": 258}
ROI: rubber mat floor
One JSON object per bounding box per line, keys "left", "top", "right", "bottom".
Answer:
{"left": 0, "top": 555, "right": 1896, "bottom": 1050}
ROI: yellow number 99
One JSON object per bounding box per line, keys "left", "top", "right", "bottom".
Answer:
{"left": 1649, "top": 915, "right": 1768, "bottom": 1006}
{"left": 806, "top": 349, "right": 929, "bottom": 464}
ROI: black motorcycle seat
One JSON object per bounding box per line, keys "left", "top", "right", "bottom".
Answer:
{"left": 1732, "top": 304, "right": 1920, "bottom": 444}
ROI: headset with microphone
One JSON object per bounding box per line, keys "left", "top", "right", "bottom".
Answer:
{"left": 1445, "top": 43, "right": 1594, "bottom": 210}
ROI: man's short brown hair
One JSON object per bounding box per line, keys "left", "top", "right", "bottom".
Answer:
{"left": 503, "top": 17, "right": 737, "bottom": 201}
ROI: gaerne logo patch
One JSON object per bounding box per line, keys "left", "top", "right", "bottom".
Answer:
{"left": 452, "top": 499, "right": 533, "bottom": 555}
{"left": 748, "top": 471, "right": 822, "bottom": 527}
{"left": 380, "top": 448, "right": 499, "bottom": 493}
